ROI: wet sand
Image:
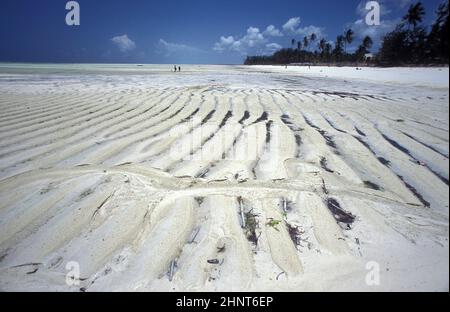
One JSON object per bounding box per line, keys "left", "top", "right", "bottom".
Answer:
{"left": 0, "top": 64, "right": 448, "bottom": 291}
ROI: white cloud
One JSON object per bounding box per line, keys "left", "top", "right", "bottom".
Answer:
{"left": 266, "top": 43, "right": 283, "bottom": 54}
{"left": 283, "top": 17, "right": 301, "bottom": 33}
{"left": 213, "top": 27, "right": 267, "bottom": 55}
{"left": 295, "top": 25, "right": 325, "bottom": 38}
{"left": 281, "top": 17, "right": 325, "bottom": 39}
{"left": 111, "top": 34, "right": 136, "bottom": 52}
{"left": 157, "top": 39, "right": 203, "bottom": 56}
{"left": 213, "top": 36, "right": 236, "bottom": 52}
{"left": 213, "top": 17, "right": 326, "bottom": 56}
{"left": 245, "top": 27, "right": 265, "bottom": 47}
{"left": 264, "top": 25, "right": 283, "bottom": 37}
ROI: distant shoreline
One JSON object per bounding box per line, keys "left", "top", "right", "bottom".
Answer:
{"left": 0, "top": 62, "right": 448, "bottom": 69}
{"left": 245, "top": 62, "right": 450, "bottom": 69}
{"left": 0, "top": 62, "right": 241, "bottom": 66}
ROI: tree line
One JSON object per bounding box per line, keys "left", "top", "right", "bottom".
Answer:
{"left": 244, "top": 1, "right": 449, "bottom": 66}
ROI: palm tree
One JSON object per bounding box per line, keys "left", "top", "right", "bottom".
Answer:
{"left": 344, "top": 29, "right": 354, "bottom": 53}
{"left": 324, "top": 43, "right": 332, "bottom": 61}
{"left": 428, "top": 1, "right": 449, "bottom": 62}
{"left": 403, "top": 2, "right": 426, "bottom": 30}
{"left": 336, "top": 35, "right": 345, "bottom": 49}
{"left": 363, "top": 36, "right": 373, "bottom": 51}
{"left": 334, "top": 35, "right": 345, "bottom": 60}
{"left": 297, "top": 41, "right": 302, "bottom": 51}
{"left": 303, "top": 36, "right": 309, "bottom": 50}
{"left": 291, "top": 39, "right": 297, "bottom": 49}
{"left": 318, "top": 38, "right": 327, "bottom": 54}
{"left": 310, "top": 33, "right": 317, "bottom": 44}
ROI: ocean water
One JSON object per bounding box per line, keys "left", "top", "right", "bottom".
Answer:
{"left": 0, "top": 63, "right": 287, "bottom": 92}
{"left": 0, "top": 63, "right": 241, "bottom": 75}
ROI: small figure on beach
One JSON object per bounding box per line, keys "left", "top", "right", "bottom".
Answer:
{"left": 178, "top": 66, "right": 181, "bottom": 72}
{"left": 174, "top": 65, "right": 178, "bottom": 72}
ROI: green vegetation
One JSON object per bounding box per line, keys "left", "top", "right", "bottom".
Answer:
{"left": 266, "top": 218, "right": 282, "bottom": 232}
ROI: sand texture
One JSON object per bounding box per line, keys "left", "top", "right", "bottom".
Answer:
{"left": 0, "top": 64, "right": 448, "bottom": 291}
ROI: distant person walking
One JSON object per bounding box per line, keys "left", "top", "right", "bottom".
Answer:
{"left": 178, "top": 66, "right": 181, "bottom": 72}
{"left": 174, "top": 65, "right": 177, "bottom": 72}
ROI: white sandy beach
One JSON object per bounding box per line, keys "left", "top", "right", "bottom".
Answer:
{"left": 0, "top": 64, "right": 448, "bottom": 292}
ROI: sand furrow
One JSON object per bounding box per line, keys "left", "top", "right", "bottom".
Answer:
{"left": 0, "top": 66, "right": 448, "bottom": 291}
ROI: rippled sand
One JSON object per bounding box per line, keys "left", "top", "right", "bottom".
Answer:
{"left": 0, "top": 65, "right": 448, "bottom": 291}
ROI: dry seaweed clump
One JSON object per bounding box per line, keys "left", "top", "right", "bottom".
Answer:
{"left": 285, "top": 222, "right": 303, "bottom": 249}
{"left": 244, "top": 210, "right": 260, "bottom": 246}
{"left": 326, "top": 198, "right": 355, "bottom": 225}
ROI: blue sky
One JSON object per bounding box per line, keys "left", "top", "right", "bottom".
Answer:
{"left": 0, "top": 0, "right": 444, "bottom": 64}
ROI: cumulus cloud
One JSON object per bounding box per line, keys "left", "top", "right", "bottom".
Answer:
{"left": 111, "top": 34, "right": 136, "bottom": 52}
{"left": 282, "top": 17, "right": 325, "bottom": 38}
{"left": 213, "top": 27, "right": 267, "bottom": 55}
{"left": 264, "top": 25, "right": 283, "bottom": 37}
{"left": 283, "top": 17, "right": 302, "bottom": 33}
{"left": 213, "top": 17, "right": 327, "bottom": 56}
{"left": 213, "top": 36, "right": 235, "bottom": 52}
{"left": 265, "top": 43, "right": 283, "bottom": 54}
{"left": 157, "top": 39, "right": 204, "bottom": 56}
{"left": 212, "top": 1, "right": 412, "bottom": 57}
{"left": 245, "top": 27, "right": 266, "bottom": 47}
{"left": 295, "top": 25, "right": 325, "bottom": 38}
